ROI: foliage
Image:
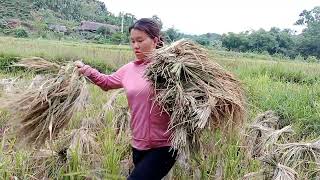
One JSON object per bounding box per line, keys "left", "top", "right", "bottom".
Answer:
{"left": 294, "top": 6, "right": 320, "bottom": 59}
{"left": 0, "top": 53, "right": 20, "bottom": 72}
{"left": 295, "top": 6, "right": 320, "bottom": 26}
{"left": 14, "top": 28, "right": 28, "bottom": 38}
{"left": 0, "top": 0, "right": 32, "bottom": 20}
{"left": 164, "top": 27, "right": 183, "bottom": 43}
{"left": 110, "top": 32, "right": 127, "bottom": 44}
{"left": 0, "top": 0, "right": 319, "bottom": 60}
{"left": 31, "top": 0, "right": 107, "bottom": 22}
{"left": 221, "top": 29, "right": 296, "bottom": 57}
{"left": 220, "top": 6, "right": 320, "bottom": 60}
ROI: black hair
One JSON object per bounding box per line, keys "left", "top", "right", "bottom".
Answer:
{"left": 129, "top": 18, "right": 164, "bottom": 49}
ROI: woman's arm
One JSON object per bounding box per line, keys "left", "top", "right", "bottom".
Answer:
{"left": 75, "top": 61, "right": 125, "bottom": 91}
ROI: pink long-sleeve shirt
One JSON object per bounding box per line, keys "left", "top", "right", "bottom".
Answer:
{"left": 80, "top": 59, "right": 172, "bottom": 150}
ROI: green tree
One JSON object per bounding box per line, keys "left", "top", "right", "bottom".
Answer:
{"left": 111, "top": 32, "right": 126, "bottom": 44}
{"left": 152, "top": 15, "right": 163, "bottom": 29}
{"left": 96, "top": 26, "right": 111, "bottom": 36}
{"left": 164, "top": 27, "right": 182, "bottom": 43}
{"left": 269, "top": 27, "right": 296, "bottom": 57}
{"left": 221, "top": 32, "right": 249, "bottom": 52}
{"left": 248, "top": 29, "right": 278, "bottom": 54}
{"left": 14, "top": 28, "right": 28, "bottom": 38}
{"left": 195, "top": 37, "right": 210, "bottom": 46}
{"left": 295, "top": 6, "right": 320, "bottom": 59}
{"left": 295, "top": 6, "right": 320, "bottom": 26}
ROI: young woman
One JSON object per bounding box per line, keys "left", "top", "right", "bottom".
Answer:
{"left": 75, "top": 18, "right": 177, "bottom": 180}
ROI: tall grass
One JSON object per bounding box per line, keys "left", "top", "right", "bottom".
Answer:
{"left": 0, "top": 37, "right": 134, "bottom": 71}
{"left": 0, "top": 37, "right": 320, "bottom": 179}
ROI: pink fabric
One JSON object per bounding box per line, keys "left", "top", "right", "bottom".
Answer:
{"left": 80, "top": 60, "right": 172, "bottom": 150}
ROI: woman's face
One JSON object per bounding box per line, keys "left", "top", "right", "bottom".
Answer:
{"left": 130, "top": 29, "right": 158, "bottom": 60}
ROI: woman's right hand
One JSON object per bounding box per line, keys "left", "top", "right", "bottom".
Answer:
{"left": 74, "top": 60, "right": 90, "bottom": 76}
{"left": 74, "top": 60, "right": 85, "bottom": 68}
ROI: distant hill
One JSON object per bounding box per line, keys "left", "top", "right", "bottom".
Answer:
{"left": 0, "top": 0, "right": 108, "bottom": 23}
{"left": 0, "top": 0, "right": 222, "bottom": 46}
{"left": 0, "top": 0, "right": 33, "bottom": 20}
{"left": 0, "top": 0, "right": 137, "bottom": 43}
{"left": 0, "top": 0, "right": 134, "bottom": 32}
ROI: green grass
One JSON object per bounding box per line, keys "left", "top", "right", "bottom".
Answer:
{"left": 0, "top": 37, "right": 134, "bottom": 71}
{"left": 0, "top": 37, "right": 320, "bottom": 179}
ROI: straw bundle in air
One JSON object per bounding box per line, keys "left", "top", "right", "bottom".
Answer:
{"left": 13, "top": 57, "right": 61, "bottom": 72}
{"left": 145, "top": 39, "right": 246, "bottom": 155}
{"left": 1, "top": 58, "right": 88, "bottom": 146}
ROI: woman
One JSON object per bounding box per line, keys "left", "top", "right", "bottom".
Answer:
{"left": 75, "top": 18, "right": 177, "bottom": 180}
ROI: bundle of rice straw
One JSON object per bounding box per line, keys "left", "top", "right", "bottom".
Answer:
{"left": 30, "top": 148, "right": 68, "bottom": 178}
{"left": 263, "top": 154, "right": 299, "bottom": 180}
{"left": 66, "top": 128, "right": 102, "bottom": 162}
{"left": 244, "top": 139, "right": 320, "bottom": 179}
{"left": 145, "top": 39, "right": 246, "bottom": 156}
{"left": 102, "top": 89, "right": 131, "bottom": 141}
{"left": 29, "top": 117, "right": 103, "bottom": 178}
{"left": 1, "top": 57, "right": 88, "bottom": 146}
{"left": 12, "top": 57, "right": 60, "bottom": 72}
{"left": 276, "top": 139, "right": 320, "bottom": 176}
{"left": 244, "top": 112, "right": 320, "bottom": 179}
{"left": 245, "top": 111, "right": 293, "bottom": 158}
{"left": 244, "top": 154, "right": 298, "bottom": 180}
{"left": 72, "top": 117, "right": 104, "bottom": 159}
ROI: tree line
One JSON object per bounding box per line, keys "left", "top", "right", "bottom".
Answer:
{"left": 220, "top": 7, "right": 320, "bottom": 60}
{"left": 0, "top": 0, "right": 318, "bottom": 60}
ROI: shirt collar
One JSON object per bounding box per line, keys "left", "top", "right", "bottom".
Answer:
{"left": 133, "top": 58, "right": 151, "bottom": 65}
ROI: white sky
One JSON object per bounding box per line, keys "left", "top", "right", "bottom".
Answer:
{"left": 102, "top": 0, "right": 319, "bottom": 35}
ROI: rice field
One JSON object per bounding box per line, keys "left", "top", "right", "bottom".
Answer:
{"left": 1, "top": 36, "right": 320, "bottom": 179}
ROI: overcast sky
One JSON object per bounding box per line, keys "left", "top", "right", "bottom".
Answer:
{"left": 102, "top": 0, "right": 319, "bottom": 35}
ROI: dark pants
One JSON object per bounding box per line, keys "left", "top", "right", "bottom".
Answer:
{"left": 127, "top": 146, "right": 178, "bottom": 180}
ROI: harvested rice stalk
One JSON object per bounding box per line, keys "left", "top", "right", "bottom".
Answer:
{"left": 245, "top": 164, "right": 297, "bottom": 180}
{"left": 113, "top": 106, "right": 130, "bottom": 138}
{"left": 277, "top": 139, "right": 320, "bottom": 174}
{"left": 81, "top": 117, "right": 105, "bottom": 132}
{"left": 13, "top": 57, "right": 60, "bottom": 72}
{"left": 28, "top": 74, "right": 48, "bottom": 89}
{"left": 0, "top": 77, "right": 20, "bottom": 93}
{"left": 264, "top": 126, "right": 293, "bottom": 150}
{"left": 245, "top": 111, "right": 292, "bottom": 158}
{"left": 251, "top": 110, "right": 279, "bottom": 129}
{"left": 30, "top": 126, "right": 102, "bottom": 178}
{"left": 246, "top": 139, "right": 320, "bottom": 179}
{"left": 272, "top": 163, "right": 298, "bottom": 180}
{"left": 262, "top": 154, "right": 298, "bottom": 180}
{"left": 66, "top": 128, "right": 102, "bottom": 163}
{"left": 242, "top": 170, "right": 264, "bottom": 180}
{"left": 145, "top": 39, "right": 246, "bottom": 156}
{"left": 103, "top": 89, "right": 125, "bottom": 111}
{"left": 29, "top": 148, "right": 68, "bottom": 178}
{"left": 1, "top": 60, "right": 88, "bottom": 146}
{"left": 100, "top": 89, "right": 131, "bottom": 141}
{"left": 246, "top": 125, "right": 293, "bottom": 158}
{"left": 244, "top": 154, "right": 297, "bottom": 180}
